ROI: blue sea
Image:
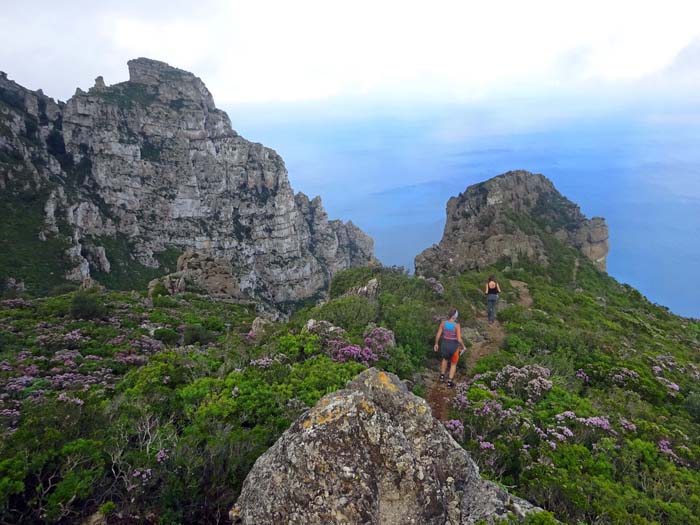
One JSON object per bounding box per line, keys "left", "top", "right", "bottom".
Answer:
{"left": 226, "top": 103, "right": 700, "bottom": 318}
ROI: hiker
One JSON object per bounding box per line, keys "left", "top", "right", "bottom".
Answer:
{"left": 433, "top": 308, "right": 466, "bottom": 388}
{"left": 484, "top": 274, "right": 501, "bottom": 323}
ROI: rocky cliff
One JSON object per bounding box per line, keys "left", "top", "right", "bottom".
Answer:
{"left": 0, "top": 59, "right": 373, "bottom": 306}
{"left": 230, "top": 368, "right": 537, "bottom": 524}
{"left": 415, "top": 171, "right": 608, "bottom": 277}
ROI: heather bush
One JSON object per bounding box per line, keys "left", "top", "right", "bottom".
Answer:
{"left": 154, "top": 327, "right": 180, "bottom": 346}
{"left": 314, "top": 295, "right": 378, "bottom": 336}
{"left": 183, "top": 324, "right": 213, "bottom": 345}
{"left": 70, "top": 290, "right": 106, "bottom": 319}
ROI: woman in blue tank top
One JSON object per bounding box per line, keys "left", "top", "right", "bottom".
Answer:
{"left": 433, "top": 308, "right": 466, "bottom": 388}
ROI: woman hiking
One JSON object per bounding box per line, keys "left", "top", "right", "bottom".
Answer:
{"left": 433, "top": 308, "right": 466, "bottom": 388}
{"left": 484, "top": 274, "right": 501, "bottom": 323}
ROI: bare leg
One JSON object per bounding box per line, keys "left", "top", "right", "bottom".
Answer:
{"left": 449, "top": 362, "right": 457, "bottom": 380}
{"left": 440, "top": 359, "right": 448, "bottom": 374}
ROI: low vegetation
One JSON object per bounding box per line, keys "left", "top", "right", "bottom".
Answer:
{"left": 1, "top": 234, "right": 699, "bottom": 523}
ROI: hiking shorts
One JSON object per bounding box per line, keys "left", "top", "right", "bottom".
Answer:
{"left": 440, "top": 338, "right": 460, "bottom": 363}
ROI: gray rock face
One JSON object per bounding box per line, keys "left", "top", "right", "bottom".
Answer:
{"left": 148, "top": 251, "right": 244, "bottom": 299}
{"left": 0, "top": 59, "right": 373, "bottom": 304}
{"left": 415, "top": 170, "right": 609, "bottom": 276}
{"left": 230, "top": 368, "right": 537, "bottom": 524}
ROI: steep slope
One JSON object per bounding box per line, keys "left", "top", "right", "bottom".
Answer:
{"left": 415, "top": 170, "right": 608, "bottom": 276}
{"left": 0, "top": 59, "right": 373, "bottom": 305}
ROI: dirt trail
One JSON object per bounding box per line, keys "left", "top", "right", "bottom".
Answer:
{"left": 425, "top": 279, "right": 533, "bottom": 421}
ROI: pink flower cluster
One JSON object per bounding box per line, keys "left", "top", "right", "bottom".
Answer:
{"left": 658, "top": 440, "right": 679, "bottom": 461}
{"left": 156, "top": 449, "right": 169, "bottom": 463}
{"left": 611, "top": 367, "right": 640, "bottom": 386}
{"left": 57, "top": 392, "right": 84, "bottom": 406}
{"left": 331, "top": 345, "right": 378, "bottom": 366}
{"left": 362, "top": 327, "right": 395, "bottom": 360}
{"left": 555, "top": 411, "right": 618, "bottom": 435}
{"left": 491, "top": 365, "right": 552, "bottom": 401}
{"left": 656, "top": 376, "right": 680, "bottom": 395}
{"left": 445, "top": 419, "right": 464, "bottom": 440}
{"left": 250, "top": 357, "right": 275, "bottom": 369}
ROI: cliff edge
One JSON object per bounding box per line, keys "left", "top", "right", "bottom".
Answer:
{"left": 415, "top": 170, "right": 608, "bottom": 277}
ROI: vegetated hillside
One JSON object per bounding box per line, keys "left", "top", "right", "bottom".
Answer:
{"left": 1, "top": 228, "right": 699, "bottom": 523}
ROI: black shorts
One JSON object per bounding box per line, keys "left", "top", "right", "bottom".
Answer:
{"left": 439, "top": 339, "right": 459, "bottom": 360}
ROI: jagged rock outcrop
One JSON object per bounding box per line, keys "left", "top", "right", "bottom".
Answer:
{"left": 147, "top": 251, "right": 244, "bottom": 299}
{"left": 230, "top": 368, "right": 537, "bottom": 524}
{"left": 0, "top": 59, "right": 373, "bottom": 304}
{"left": 415, "top": 170, "right": 609, "bottom": 277}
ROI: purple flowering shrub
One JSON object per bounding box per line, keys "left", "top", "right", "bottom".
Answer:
{"left": 362, "top": 326, "right": 395, "bottom": 360}
{"left": 490, "top": 364, "right": 553, "bottom": 402}
{"left": 331, "top": 344, "right": 378, "bottom": 366}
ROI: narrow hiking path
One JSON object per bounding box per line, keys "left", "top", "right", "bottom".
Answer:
{"left": 425, "top": 279, "right": 533, "bottom": 421}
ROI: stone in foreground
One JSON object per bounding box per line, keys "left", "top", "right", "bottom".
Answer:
{"left": 230, "top": 368, "right": 537, "bottom": 524}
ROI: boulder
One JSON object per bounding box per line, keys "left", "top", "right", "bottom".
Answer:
{"left": 230, "top": 368, "right": 538, "bottom": 524}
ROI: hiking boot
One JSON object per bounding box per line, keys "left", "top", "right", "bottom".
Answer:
{"left": 447, "top": 379, "right": 455, "bottom": 388}
{"left": 439, "top": 373, "right": 445, "bottom": 382}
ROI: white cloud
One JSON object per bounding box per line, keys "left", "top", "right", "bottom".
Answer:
{"left": 1, "top": 0, "right": 699, "bottom": 104}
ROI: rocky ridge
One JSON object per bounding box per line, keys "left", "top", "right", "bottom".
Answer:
{"left": 415, "top": 170, "right": 608, "bottom": 277}
{"left": 230, "top": 368, "right": 537, "bottom": 524}
{"left": 0, "top": 59, "right": 373, "bottom": 306}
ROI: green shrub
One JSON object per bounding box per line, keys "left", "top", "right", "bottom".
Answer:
{"left": 153, "top": 295, "right": 179, "bottom": 308}
{"left": 98, "top": 501, "right": 116, "bottom": 516}
{"left": 329, "top": 266, "right": 380, "bottom": 298}
{"left": 70, "top": 291, "right": 106, "bottom": 319}
{"left": 315, "top": 295, "right": 378, "bottom": 336}
{"left": 202, "top": 316, "right": 225, "bottom": 332}
{"left": 151, "top": 282, "right": 169, "bottom": 297}
{"left": 275, "top": 333, "right": 321, "bottom": 361}
{"left": 49, "top": 282, "right": 79, "bottom": 296}
{"left": 684, "top": 392, "right": 700, "bottom": 422}
{"left": 154, "top": 328, "right": 180, "bottom": 346}
{"left": 183, "top": 324, "right": 213, "bottom": 345}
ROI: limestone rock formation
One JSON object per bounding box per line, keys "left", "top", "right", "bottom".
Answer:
{"left": 0, "top": 59, "right": 373, "bottom": 305}
{"left": 416, "top": 170, "right": 609, "bottom": 277}
{"left": 230, "top": 368, "right": 537, "bottom": 524}
{"left": 147, "top": 251, "right": 244, "bottom": 299}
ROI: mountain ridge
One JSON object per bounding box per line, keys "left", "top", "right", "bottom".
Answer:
{"left": 415, "top": 170, "right": 609, "bottom": 277}
{"left": 0, "top": 58, "right": 374, "bottom": 309}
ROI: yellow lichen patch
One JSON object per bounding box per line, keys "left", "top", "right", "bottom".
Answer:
{"left": 377, "top": 371, "right": 397, "bottom": 392}
{"left": 416, "top": 404, "right": 427, "bottom": 414}
{"left": 302, "top": 406, "right": 347, "bottom": 430}
{"left": 359, "top": 399, "right": 376, "bottom": 414}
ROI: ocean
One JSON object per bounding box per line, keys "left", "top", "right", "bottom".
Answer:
{"left": 226, "top": 104, "right": 700, "bottom": 318}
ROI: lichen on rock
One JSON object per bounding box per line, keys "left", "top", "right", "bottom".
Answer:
{"left": 230, "top": 368, "right": 538, "bottom": 524}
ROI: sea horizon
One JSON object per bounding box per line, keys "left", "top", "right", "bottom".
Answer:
{"left": 228, "top": 102, "right": 700, "bottom": 319}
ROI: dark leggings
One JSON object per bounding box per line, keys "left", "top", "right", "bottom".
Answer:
{"left": 487, "top": 294, "right": 498, "bottom": 322}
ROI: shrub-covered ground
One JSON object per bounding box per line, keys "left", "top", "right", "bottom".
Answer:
{"left": 1, "top": 243, "right": 699, "bottom": 523}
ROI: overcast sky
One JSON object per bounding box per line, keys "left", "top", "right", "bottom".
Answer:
{"left": 2, "top": 0, "right": 700, "bottom": 107}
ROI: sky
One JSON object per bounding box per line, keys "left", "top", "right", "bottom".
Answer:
{"left": 2, "top": 0, "right": 700, "bottom": 105}
{"left": 2, "top": 1, "right": 700, "bottom": 316}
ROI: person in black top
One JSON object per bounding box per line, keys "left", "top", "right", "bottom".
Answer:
{"left": 484, "top": 275, "right": 501, "bottom": 323}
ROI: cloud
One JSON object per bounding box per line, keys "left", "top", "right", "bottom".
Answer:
{"left": 2, "top": 0, "right": 700, "bottom": 105}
